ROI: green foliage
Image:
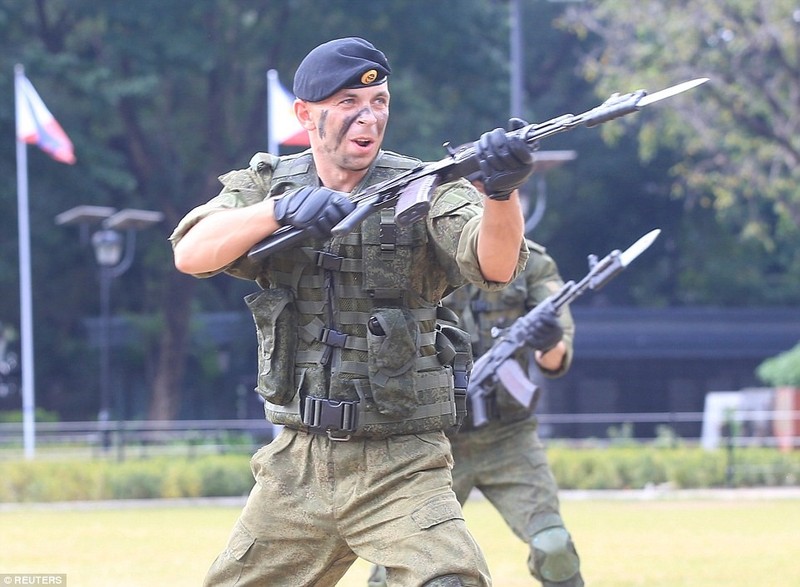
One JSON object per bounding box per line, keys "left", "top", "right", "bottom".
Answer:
{"left": 0, "top": 0, "right": 527, "bottom": 422}
{"left": 547, "top": 446, "right": 800, "bottom": 490}
{"left": 3, "top": 0, "right": 798, "bottom": 424}
{"left": 106, "top": 461, "right": 171, "bottom": 499}
{"left": 560, "top": 1, "right": 800, "bottom": 302}
{"left": 2, "top": 447, "right": 799, "bottom": 502}
{"left": 653, "top": 425, "right": 684, "bottom": 448}
{"left": 195, "top": 456, "right": 253, "bottom": 497}
{"left": 0, "top": 455, "right": 253, "bottom": 502}
{"left": 159, "top": 460, "right": 203, "bottom": 498}
{"left": 606, "top": 421, "right": 636, "bottom": 446}
{"left": 757, "top": 341, "right": 800, "bottom": 386}
{"left": 662, "top": 448, "right": 728, "bottom": 489}
{"left": 0, "top": 408, "right": 59, "bottom": 424}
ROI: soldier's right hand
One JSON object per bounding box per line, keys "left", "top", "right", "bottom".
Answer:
{"left": 474, "top": 119, "right": 534, "bottom": 201}
{"left": 273, "top": 186, "right": 356, "bottom": 237}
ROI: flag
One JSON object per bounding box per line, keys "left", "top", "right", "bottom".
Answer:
{"left": 15, "top": 72, "right": 76, "bottom": 165}
{"left": 267, "top": 69, "right": 310, "bottom": 154}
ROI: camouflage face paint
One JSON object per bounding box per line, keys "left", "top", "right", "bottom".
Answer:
{"left": 336, "top": 108, "right": 370, "bottom": 146}
{"left": 317, "top": 110, "right": 329, "bottom": 139}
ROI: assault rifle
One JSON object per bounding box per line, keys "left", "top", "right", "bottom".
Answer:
{"left": 247, "top": 80, "right": 706, "bottom": 260}
{"left": 467, "top": 229, "right": 661, "bottom": 428}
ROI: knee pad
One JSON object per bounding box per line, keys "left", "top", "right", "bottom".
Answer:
{"left": 529, "top": 525, "right": 582, "bottom": 586}
{"left": 422, "top": 574, "right": 464, "bottom": 587}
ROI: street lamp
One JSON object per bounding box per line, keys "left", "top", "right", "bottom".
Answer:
{"left": 508, "top": 0, "right": 583, "bottom": 435}
{"left": 93, "top": 228, "right": 124, "bottom": 452}
{"left": 56, "top": 206, "right": 163, "bottom": 455}
{"left": 507, "top": 0, "right": 581, "bottom": 233}
{"left": 524, "top": 150, "right": 577, "bottom": 234}
{"left": 0, "top": 322, "right": 19, "bottom": 399}
{"left": 91, "top": 229, "right": 124, "bottom": 267}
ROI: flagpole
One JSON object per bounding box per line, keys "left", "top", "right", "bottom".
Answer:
{"left": 267, "top": 69, "right": 279, "bottom": 156}
{"left": 14, "top": 64, "right": 36, "bottom": 460}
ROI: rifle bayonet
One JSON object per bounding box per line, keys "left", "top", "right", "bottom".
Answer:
{"left": 466, "top": 229, "right": 661, "bottom": 427}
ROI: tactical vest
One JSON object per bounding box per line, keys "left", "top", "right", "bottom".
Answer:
{"left": 452, "top": 263, "right": 540, "bottom": 429}
{"left": 245, "top": 150, "right": 461, "bottom": 439}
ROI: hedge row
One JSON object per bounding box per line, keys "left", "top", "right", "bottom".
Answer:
{"left": 546, "top": 445, "right": 799, "bottom": 490}
{"left": 0, "top": 454, "right": 254, "bottom": 502}
{"left": 1, "top": 447, "right": 798, "bottom": 503}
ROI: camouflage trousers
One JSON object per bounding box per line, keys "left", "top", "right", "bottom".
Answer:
{"left": 203, "top": 427, "right": 491, "bottom": 587}
{"left": 448, "top": 418, "right": 561, "bottom": 523}
{"left": 448, "top": 418, "right": 582, "bottom": 585}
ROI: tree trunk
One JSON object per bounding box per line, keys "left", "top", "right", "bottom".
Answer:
{"left": 149, "top": 270, "right": 197, "bottom": 421}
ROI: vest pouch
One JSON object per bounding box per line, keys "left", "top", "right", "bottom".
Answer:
{"left": 436, "top": 323, "right": 473, "bottom": 430}
{"left": 361, "top": 211, "right": 426, "bottom": 297}
{"left": 245, "top": 287, "right": 297, "bottom": 405}
{"left": 367, "top": 307, "right": 420, "bottom": 419}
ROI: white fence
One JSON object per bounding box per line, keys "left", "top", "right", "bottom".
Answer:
{"left": 1, "top": 407, "right": 798, "bottom": 460}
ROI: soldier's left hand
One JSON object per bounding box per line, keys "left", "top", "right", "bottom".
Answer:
{"left": 524, "top": 300, "right": 563, "bottom": 352}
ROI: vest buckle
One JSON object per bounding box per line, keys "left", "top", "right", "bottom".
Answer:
{"left": 319, "top": 327, "right": 348, "bottom": 348}
{"left": 302, "top": 396, "right": 359, "bottom": 439}
{"left": 315, "top": 251, "right": 343, "bottom": 271}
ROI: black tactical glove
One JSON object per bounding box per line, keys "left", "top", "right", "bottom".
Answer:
{"left": 508, "top": 116, "right": 541, "bottom": 151}
{"left": 523, "top": 299, "right": 563, "bottom": 352}
{"left": 273, "top": 186, "right": 356, "bottom": 238}
{"left": 474, "top": 117, "right": 535, "bottom": 200}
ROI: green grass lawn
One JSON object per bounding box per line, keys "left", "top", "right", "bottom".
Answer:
{"left": 1, "top": 495, "right": 798, "bottom": 586}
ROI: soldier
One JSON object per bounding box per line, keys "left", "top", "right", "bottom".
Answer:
{"left": 369, "top": 238, "right": 583, "bottom": 586}
{"left": 171, "top": 37, "right": 534, "bottom": 586}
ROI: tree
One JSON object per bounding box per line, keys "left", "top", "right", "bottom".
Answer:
{"left": 0, "top": 0, "right": 524, "bottom": 420}
{"left": 561, "top": 0, "right": 800, "bottom": 303}
{"left": 757, "top": 342, "right": 800, "bottom": 387}
{"left": 9, "top": 0, "right": 771, "bottom": 422}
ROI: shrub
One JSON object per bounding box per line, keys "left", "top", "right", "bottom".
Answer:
{"left": 197, "top": 456, "right": 254, "bottom": 497}
{"left": 1, "top": 448, "right": 798, "bottom": 502}
{"left": 106, "top": 461, "right": 166, "bottom": 499}
{"left": 160, "top": 461, "right": 203, "bottom": 498}
{"left": 757, "top": 341, "right": 800, "bottom": 386}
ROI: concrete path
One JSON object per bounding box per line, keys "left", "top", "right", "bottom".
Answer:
{"left": 3, "top": 486, "right": 800, "bottom": 512}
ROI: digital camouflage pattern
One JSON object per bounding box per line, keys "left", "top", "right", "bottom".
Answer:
{"left": 368, "top": 242, "right": 583, "bottom": 587}
{"left": 172, "top": 149, "right": 527, "bottom": 438}
{"left": 202, "top": 429, "right": 490, "bottom": 586}
{"left": 171, "top": 147, "right": 527, "bottom": 585}
{"left": 447, "top": 242, "right": 583, "bottom": 586}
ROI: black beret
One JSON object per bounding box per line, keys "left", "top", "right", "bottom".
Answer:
{"left": 293, "top": 37, "right": 391, "bottom": 102}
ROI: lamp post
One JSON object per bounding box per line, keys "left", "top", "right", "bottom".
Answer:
{"left": 508, "top": 0, "right": 582, "bottom": 436}
{"left": 93, "top": 228, "right": 123, "bottom": 450}
{"left": 56, "top": 206, "right": 163, "bottom": 457}
{"left": 507, "top": 0, "right": 581, "bottom": 234}
{"left": 0, "top": 323, "right": 19, "bottom": 399}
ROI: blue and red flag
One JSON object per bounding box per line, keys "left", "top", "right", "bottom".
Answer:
{"left": 15, "top": 73, "right": 76, "bottom": 165}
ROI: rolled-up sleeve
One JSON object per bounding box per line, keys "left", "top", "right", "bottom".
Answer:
{"left": 169, "top": 163, "right": 274, "bottom": 280}
{"left": 525, "top": 242, "right": 575, "bottom": 377}
{"left": 427, "top": 179, "right": 528, "bottom": 291}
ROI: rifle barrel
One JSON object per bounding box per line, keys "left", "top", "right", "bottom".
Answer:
{"left": 246, "top": 80, "right": 693, "bottom": 259}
